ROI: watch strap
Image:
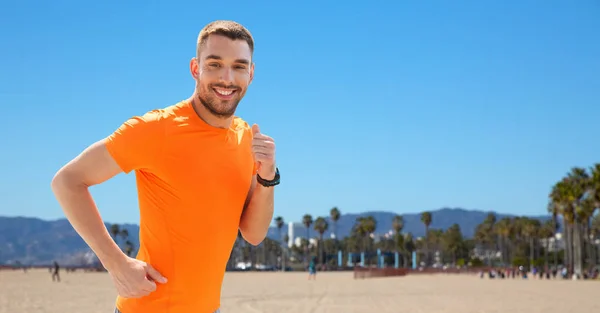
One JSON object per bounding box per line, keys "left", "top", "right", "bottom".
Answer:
{"left": 257, "top": 167, "right": 280, "bottom": 187}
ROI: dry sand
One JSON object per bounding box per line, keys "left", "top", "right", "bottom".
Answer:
{"left": 0, "top": 269, "right": 596, "bottom": 313}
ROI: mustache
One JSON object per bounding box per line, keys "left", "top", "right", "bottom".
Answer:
{"left": 210, "top": 83, "right": 240, "bottom": 90}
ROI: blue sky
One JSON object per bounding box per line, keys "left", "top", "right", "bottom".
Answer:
{"left": 0, "top": 1, "right": 598, "bottom": 227}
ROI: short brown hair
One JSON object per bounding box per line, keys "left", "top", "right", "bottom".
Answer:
{"left": 196, "top": 20, "right": 254, "bottom": 57}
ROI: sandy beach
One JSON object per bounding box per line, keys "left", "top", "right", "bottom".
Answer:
{"left": 0, "top": 269, "right": 596, "bottom": 313}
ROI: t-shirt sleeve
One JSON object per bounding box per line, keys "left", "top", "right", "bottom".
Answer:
{"left": 104, "top": 110, "right": 165, "bottom": 174}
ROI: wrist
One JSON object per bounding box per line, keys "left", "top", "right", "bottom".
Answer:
{"left": 257, "top": 164, "right": 276, "bottom": 180}
{"left": 98, "top": 246, "right": 128, "bottom": 271}
{"left": 257, "top": 166, "right": 280, "bottom": 187}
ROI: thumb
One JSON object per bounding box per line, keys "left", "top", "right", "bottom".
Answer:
{"left": 252, "top": 123, "right": 260, "bottom": 135}
{"left": 145, "top": 264, "right": 167, "bottom": 284}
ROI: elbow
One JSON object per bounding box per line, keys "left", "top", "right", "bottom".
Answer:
{"left": 50, "top": 168, "right": 83, "bottom": 196}
{"left": 245, "top": 236, "right": 265, "bottom": 247}
{"left": 240, "top": 229, "right": 267, "bottom": 246}
{"left": 50, "top": 170, "right": 67, "bottom": 195}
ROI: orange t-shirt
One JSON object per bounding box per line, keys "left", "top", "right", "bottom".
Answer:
{"left": 104, "top": 100, "right": 256, "bottom": 313}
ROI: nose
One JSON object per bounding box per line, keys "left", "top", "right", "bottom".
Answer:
{"left": 219, "top": 67, "right": 234, "bottom": 84}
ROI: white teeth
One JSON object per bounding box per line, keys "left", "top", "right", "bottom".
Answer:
{"left": 215, "top": 88, "right": 233, "bottom": 96}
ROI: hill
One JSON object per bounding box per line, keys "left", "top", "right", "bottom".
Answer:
{"left": 265, "top": 207, "right": 551, "bottom": 242}
{"left": 0, "top": 208, "right": 551, "bottom": 265}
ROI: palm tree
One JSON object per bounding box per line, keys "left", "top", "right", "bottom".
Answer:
{"left": 274, "top": 216, "right": 285, "bottom": 243}
{"left": 568, "top": 167, "right": 590, "bottom": 277}
{"left": 430, "top": 228, "right": 446, "bottom": 264}
{"left": 592, "top": 214, "right": 600, "bottom": 266}
{"left": 360, "top": 216, "right": 377, "bottom": 265}
{"left": 550, "top": 167, "right": 590, "bottom": 277}
{"left": 420, "top": 212, "right": 432, "bottom": 265}
{"left": 483, "top": 213, "right": 497, "bottom": 258}
{"left": 274, "top": 216, "right": 285, "bottom": 270}
{"left": 586, "top": 167, "right": 600, "bottom": 266}
{"left": 119, "top": 228, "right": 129, "bottom": 243}
{"left": 495, "top": 218, "right": 512, "bottom": 265}
{"left": 392, "top": 215, "right": 404, "bottom": 235}
{"left": 313, "top": 217, "right": 329, "bottom": 265}
{"left": 579, "top": 197, "right": 596, "bottom": 268}
{"left": 443, "top": 224, "right": 463, "bottom": 264}
{"left": 124, "top": 240, "right": 135, "bottom": 257}
{"left": 404, "top": 233, "right": 416, "bottom": 268}
{"left": 522, "top": 219, "right": 540, "bottom": 271}
{"left": 474, "top": 214, "right": 497, "bottom": 266}
{"left": 550, "top": 182, "right": 567, "bottom": 270}
{"left": 302, "top": 214, "right": 313, "bottom": 264}
{"left": 118, "top": 228, "right": 130, "bottom": 256}
{"left": 547, "top": 201, "right": 560, "bottom": 268}
{"left": 392, "top": 215, "right": 404, "bottom": 264}
{"left": 330, "top": 207, "right": 341, "bottom": 240}
{"left": 110, "top": 224, "right": 120, "bottom": 247}
{"left": 539, "top": 220, "right": 555, "bottom": 270}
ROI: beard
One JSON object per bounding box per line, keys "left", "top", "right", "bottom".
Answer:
{"left": 196, "top": 82, "right": 245, "bottom": 118}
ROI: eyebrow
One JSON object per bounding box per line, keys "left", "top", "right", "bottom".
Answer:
{"left": 205, "top": 54, "right": 250, "bottom": 65}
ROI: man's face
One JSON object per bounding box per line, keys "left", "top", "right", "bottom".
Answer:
{"left": 191, "top": 34, "right": 254, "bottom": 118}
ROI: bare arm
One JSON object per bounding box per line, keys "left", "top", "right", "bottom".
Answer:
{"left": 239, "top": 176, "right": 275, "bottom": 246}
{"left": 50, "top": 139, "right": 127, "bottom": 270}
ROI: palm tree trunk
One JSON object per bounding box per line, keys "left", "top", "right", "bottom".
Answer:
{"left": 506, "top": 238, "right": 512, "bottom": 265}
{"left": 364, "top": 235, "right": 369, "bottom": 266}
{"left": 585, "top": 222, "right": 593, "bottom": 269}
{"left": 425, "top": 226, "right": 429, "bottom": 266}
{"left": 250, "top": 246, "right": 255, "bottom": 271}
{"left": 278, "top": 229, "right": 284, "bottom": 271}
{"left": 573, "top": 222, "right": 583, "bottom": 277}
{"left": 529, "top": 237, "right": 534, "bottom": 271}
{"left": 319, "top": 234, "right": 323, "bottom": 265}
{"left": 499, "top": 236, "right": 504, "bottom": 265}
{"left": 262, "top": 242, "right": 267, "bottom": 266}
{"left": 305, "top": 227, "right": 310, "bottom": 266}
{"left": 565, "top": 223, "right": 572, "bottom": 272}
{"left": 544, "top": 239, "right": 549, "bottom": 271}
{"left": 534, "top": 237, "right": 539, "bottom": 262}
{"left": 333, "top": 221, "right": 337, "bottom": 240}
{"left": 591, "top": 238, "right": 597, "bottom": 270}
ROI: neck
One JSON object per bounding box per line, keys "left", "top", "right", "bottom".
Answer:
{"left": 189, "top": 96, "right": 233, "bottom": 129}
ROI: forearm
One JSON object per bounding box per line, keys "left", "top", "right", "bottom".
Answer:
{"left": 51, "top": 174, "right": 126, "bottom": 270}
{"left": 239, "top": 183, "right": 274, "bottom": 245}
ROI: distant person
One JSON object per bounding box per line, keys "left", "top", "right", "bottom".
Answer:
{"left": 308, "top": 257, "right": 317, "bottom": 280}
{"left": 50, "top": 20, "right": 279, "bottom": 313}
{"left": 51, "top": 261, "right": 60, "bottom": 282}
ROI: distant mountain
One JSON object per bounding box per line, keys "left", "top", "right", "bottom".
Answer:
{"left": 265, "top": 207, "right": 552, "bottom": 242}
{"left": 0, "top": 216, "right": 139, "bottom": 266}
{"left": 0, "top": 208, "right": 551, "bottom": 265}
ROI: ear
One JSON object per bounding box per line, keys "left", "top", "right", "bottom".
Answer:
{"left": 190, "top": 57, "right": 199, "bottom": 79}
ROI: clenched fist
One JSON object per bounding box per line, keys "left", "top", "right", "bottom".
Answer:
{"left": 251, "top": 124, "right": 276, "bottom": 179}
{"left": 107, "top": 256, "right": 167, "bottom": 298}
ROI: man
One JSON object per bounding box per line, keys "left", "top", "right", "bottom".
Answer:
{"left": 50, "top": 20, "right": 279, "bottom": 313}
{"left": 308, "top": 256, "right": 317, "bottom": 280}
{"left": 51, "top": 261, "right": 60, "bottom": 282}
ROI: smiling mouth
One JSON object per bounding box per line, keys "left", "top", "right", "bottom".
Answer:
{"left": 212, "top": 87, "right": 238, "bottom": 99}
